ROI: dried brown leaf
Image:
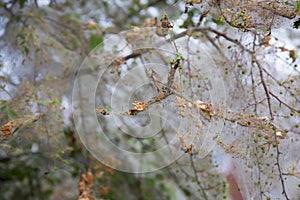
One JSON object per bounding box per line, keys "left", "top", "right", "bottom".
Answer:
{"left": 262, "top": 35, "right": 271, "bottom": 47}
{"left": 87, "top": 168, "right": 94, "bottom": 185}
{"left": 96, "top": 108, "right": 110, "bottom": 115}
{"left": 78, "top": 178, "right": 86, "bottom": 193}
{"left": 194, "top": 100, "right": 213, "bottom": 120}
{"left": 289, "top": 49, "right": 297, "bottom": 63}
{"left": 128, "top": 109, "right": 139, "bottom": 115}
{"left": 185, "top": 144, "right": 194, "bottom": 154}
{"left": 83, "top": 21, "right": 99, "bottom": 29}
{"left": 0, "top": 121, "right": 14, "bottom": 137}
{"left": 0, "top": 113, "right": 44, "bottom": 143}
{"left": 132, "top": 101, "right": 149, "bottom": 111}
{"left": 160, "top": 12, "right": 173, "bottom": 28}
{"left": 99, "top": 186, "right": 110, "bottom": 196}
{"left": 82, "top": 174, "right": 88, "bottom": 183}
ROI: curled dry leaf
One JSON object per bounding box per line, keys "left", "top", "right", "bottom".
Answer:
{"left": 262, "top": 35, "right": 271, "bottom": 47}
{"left": 132, "top": 101, "right": 149, "bottom": 111}
{"left": 156, "top": 12, "right": 173, "bottom": 36}
{"left": 0, "top": 113, "right": 44, "bottom": 143}
{"left": 128, "top": 101, "right": 149, "bottom": 115}
{"left": 78, "top": 178, "right": 86, "bottom": 193}
{"left": 194, "top": 100, "right": 213, "bottom": 120}
{"left": 83, "top": 20, "right": 99, "bottom": 29}
{"left": 0, "top": 120, "right": 14, "bottom": 137}
{"left": 78, "top": 169, "right": 95, "bottom": 200}
{"left": 289, "top": 49, "right": 297, "bottom": 63}
{"left": 160, "top": 12, "right": 173, "bottom": 28}
{"left": 87, "top": 168, "right": 94, "bottom": 186}
{"left": 99, "top": 186, "right": 110, "bottom": 196}
{"left": 128, "top": 109, "right": 139, "bottom": 116}
{"left": 96, "top": 108, "right": 110, "bottom": 115}
{"left": 185, "top": 144, "right": 194, "bottom": 154}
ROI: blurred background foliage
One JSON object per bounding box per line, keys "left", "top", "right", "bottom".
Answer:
{"left": 0, "top": 0, "right": 300, "bottom": 199}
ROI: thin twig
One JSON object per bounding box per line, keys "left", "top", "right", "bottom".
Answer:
{"left": 252, "top": 56, "right": 273, "bottom": 118}
{"left": 252, "top": 56, "right": 290, "bottom": 200}
{"left": 269, "top": 91, "right": 299, "bottom": 112}
{"left": 190, "top": 155, "right": 208, "bottom": 200}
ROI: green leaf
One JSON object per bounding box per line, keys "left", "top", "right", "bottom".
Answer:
{"left": 293, "top": 18, "right": 300, "bottom": 28}
{"left": 18, "top": 0, "right": 28, "bottom": 8}
{"left": 105, "top": 106, "right": 112, "bottom": 112}
{"left": 212, "top": 17, "right": 224, "bottom": 26}
{"left": 50, "top": 99, "right": 61, "bottom": 105}
{"left": 173, "top": 53, "right": 183, "bottom": 63}
{"left": 29, "top": 99, "right": 61, "bottom": 106}
{"left": 182, "top": 187, "right": 191, "bottom": 196}
{"left": 155, "top": 173, "right": 164, "bottom": 180}
{"left": 0, "top": 101, "right": 7, "bottom": 111}
{"left": 297, "top": 0, "right": 300, "bottom": 11}
{"left": 16, "top": 33, "right": 25, "bottom": 40}
{"left": 8, "top": 108, "right": 18, "bottom": 118}
{"left": 24, "top": 45, "right": 29, "bottom": 56}
{"left": 89, "top": 34, "right": 103, "bottom": 50}
{"left": 144, "top": 177, "right": 155, "bottom": 186}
